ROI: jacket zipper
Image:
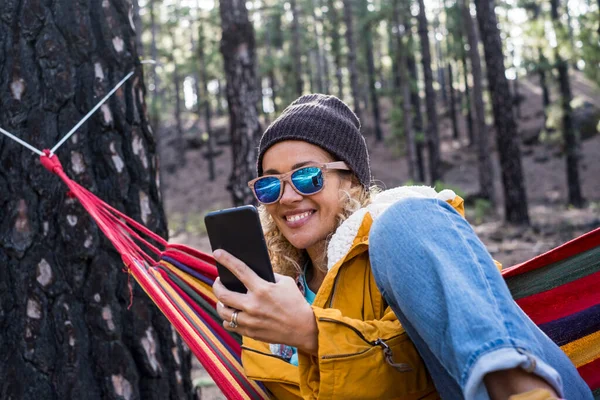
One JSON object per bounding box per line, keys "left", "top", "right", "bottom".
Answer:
{"left": 241, "top": 345, "right": 289, "bottom": 362}
{"left": 318, "top": 317, "right": 412, "bottom": 372}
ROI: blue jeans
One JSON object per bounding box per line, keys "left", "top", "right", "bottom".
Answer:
{"left": 369, "top": 198, "right": 592, "bottom": 399}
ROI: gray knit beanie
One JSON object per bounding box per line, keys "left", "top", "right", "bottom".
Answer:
{"left": 257, "top": 94, "right": 371, "bottom": 187}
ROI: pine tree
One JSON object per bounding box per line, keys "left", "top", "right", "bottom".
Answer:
{"left": 473, "top": 0, "right": 529, "bottom": 223}
{"left": 220, "top": 0, "right": 263, "bottom": 206}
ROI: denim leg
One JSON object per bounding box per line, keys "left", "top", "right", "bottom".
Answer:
{"left": 369, "top": 198, "right": 592, "bottom": 400}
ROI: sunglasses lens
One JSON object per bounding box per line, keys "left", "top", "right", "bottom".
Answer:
{"left": 253, "top": 176, "right": 281, "bottom": 203}
{"left": 291, "top": 167, "right": 323, "bottom": 195}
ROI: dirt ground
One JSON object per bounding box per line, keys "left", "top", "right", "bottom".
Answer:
{"left": 160, "top": 72, "right": 600, "bottom": 397}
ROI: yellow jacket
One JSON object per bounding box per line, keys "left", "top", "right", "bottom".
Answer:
{"left": 242, "top": 187, "right": 465, "bottom": 399}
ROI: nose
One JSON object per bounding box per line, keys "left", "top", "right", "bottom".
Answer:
{"left": 279, "top": 181, "right": 303, "bottom": 205}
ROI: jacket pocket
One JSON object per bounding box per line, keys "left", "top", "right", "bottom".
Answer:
{"left": 317, "top": 318, "right": 435, "bottom": 399}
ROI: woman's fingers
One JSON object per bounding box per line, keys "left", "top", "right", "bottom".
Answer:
{"left": 213, "top": 249, "right": 264, "bottom": 292}
{"left": 213, "top": 277, "right": 248, "bottom": 311}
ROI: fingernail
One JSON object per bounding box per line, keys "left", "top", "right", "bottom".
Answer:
{"left": 213, "top": 249, "right": 222, "bottom": 258}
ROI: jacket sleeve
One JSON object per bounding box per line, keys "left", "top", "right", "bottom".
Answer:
{"left": 296, "top": 306, "right": 434, "bottom": 399}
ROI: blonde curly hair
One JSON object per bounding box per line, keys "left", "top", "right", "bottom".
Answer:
{"left": 258, "top": 180, "right": 380, "bottom": 278}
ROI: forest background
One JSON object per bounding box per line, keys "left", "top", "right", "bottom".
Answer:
{"left": 0, "top": 0, "right": 599, "bottom": 398}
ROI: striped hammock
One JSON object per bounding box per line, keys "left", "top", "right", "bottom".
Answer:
{"left": 40, "top": 152, "right": 599, "bottom": 398}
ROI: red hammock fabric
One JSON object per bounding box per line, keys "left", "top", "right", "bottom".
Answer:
{"left": 40, "top": 151, "right": 269, "bottom": 399}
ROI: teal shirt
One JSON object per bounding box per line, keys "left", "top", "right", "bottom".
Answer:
{"left": 290, "top": 271, "right": 316, "bottom": 366}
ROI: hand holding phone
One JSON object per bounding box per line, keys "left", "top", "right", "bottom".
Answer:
{"left": 204, "top": 205, "right": 275, "bottom": 293}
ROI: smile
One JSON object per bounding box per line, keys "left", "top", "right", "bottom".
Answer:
{"left": 285, "top": 211, "right": 314, "bottom": 222}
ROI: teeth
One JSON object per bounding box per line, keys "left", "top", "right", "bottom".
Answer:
{"left": 287, "top": 211, "right": 312, "bottom": 222}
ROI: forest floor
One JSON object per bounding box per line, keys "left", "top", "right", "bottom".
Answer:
{"left": 158, "top": 71, "right": 600, "bottom": 398}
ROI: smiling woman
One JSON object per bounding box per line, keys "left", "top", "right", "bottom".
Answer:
{"left": 211, "top": 94, "right": 593, "bottom": 400}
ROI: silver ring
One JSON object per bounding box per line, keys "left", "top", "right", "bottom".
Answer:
{"left": 229, "top": 310, "right": 239, "bottom": 329}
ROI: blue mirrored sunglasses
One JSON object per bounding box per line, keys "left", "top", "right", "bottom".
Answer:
{"left": 248, "top": 161, "right": 350, "bottom": 204}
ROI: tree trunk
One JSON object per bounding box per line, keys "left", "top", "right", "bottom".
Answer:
{"left": 448, "top": 61, "right": 459, "bottom": 140}
{"left": 551, "top": 0, "right": 584, "bottom": 207}
{"left": 327, "top": 0, "right": 344, "bottom": 99}
{"left": 132, "top": 0, "right": 144, "bottom": 57}
{"left": 462, "top": 0, "right": 495, "bottom": 205}
{"left": 538, "top": 49, "right": 551, "bottom": 108}
{"left": 0, "top": 1, "right": 192, "bottom": 398}
{"left": 362, "top": 1, "right": 383, "bottom": 141}
{"left": 393, "top": 0, "right": 418, "bottom": 181}
{"left": 220, "top": 0, "right": 262, "bottom": 206}
{"left": 216, "top": 80, "right": 226, "bottom": 116}
{"left": 474, "top": 0, "right": 529, "bottom": 223}
{"left": 290, "top": 0, "right": 304, "bottom": 96}
{"left": 407, "top": 37, "right": 426, "bottom": 182}
{"left": 342, "top": 0, "right": 362, "bottom": 121}
{"left": 197, "top": 15, "right": 216, "bottom": 182}
{"left": 311, "top": 0, "right": 325, "bottom": 93}
{"left": 417, "top": 0, "right": 441, "bottom": 183}
{"left": 461, "top": 53, "right": 474, "bottom": 146}
{"left": 265, "top": 19, "right": 279, "bottom": 113}
{"left": 148, "top": 0, "right": 161, "bottom": 129}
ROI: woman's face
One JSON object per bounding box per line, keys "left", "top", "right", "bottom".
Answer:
{"left": 261, "top": 140, "right": 352, "bottom": 253}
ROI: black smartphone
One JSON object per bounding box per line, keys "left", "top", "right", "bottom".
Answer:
{"left": 204, "top": 205, "right": 275, "bottom": 293}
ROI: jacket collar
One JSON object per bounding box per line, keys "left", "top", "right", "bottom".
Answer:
{"left": 326, "top": 185, "right": 457, "bottom": 270}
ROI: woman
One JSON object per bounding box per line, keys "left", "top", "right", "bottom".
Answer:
{"left": 213, "top": 94, "right": 592, "bottom": 399}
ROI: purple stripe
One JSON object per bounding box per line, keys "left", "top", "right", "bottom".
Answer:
{"left": 161, "top": 255, "right": 215, "bottom": 286}
{"left": 538, "top": 303, "right": 600, "bottom": 346}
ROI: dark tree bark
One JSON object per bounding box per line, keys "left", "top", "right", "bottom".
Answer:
{"left": 461, "top": 52, "right": 474, "bottom": 146}
{"left": 265, "top": 18, "right": 279, "bottom": 113}
{"left": 393, "top": 0, "right": 417, "bottom": 180}
{"left": 220, "top": 0, "right": 262, "bottom": 206}
{"left": 197, "top": 16, "right": 216, "bottom": 182}
{"left": 132, "top": 0, "right": 144, "bottom": 57}
{"left": 148, "top": 0, "right": 161, "bottom": 129}
{"left": 342, "top": 0, "right": 362, "bottom": 120}
{"left": 167, "top": 15, "right": 184, "bottom": 162}
{"left": 216, "top": 80, "right": 226, "bottom": 116}
{"left": 461, "top": 0, "right": 495, "bottom": 205}
{"left": 538, "top": 49, "right": 551, "bottom": 108}
{"left": 327, "top": 0, "right": 344, "bottom": 99}
{"left": 290, "top": 0, "right": 304, "bottom": 96}
{"left": 551, "top": 0, "right": 584, "bottom": 207}
{"left": 474, "top": 0, "right": 529, "bottom": 223}
{"left": 311, "top": 0, "right": 325, "bottom": 93}
{"left": 361, "top": 0, "right": 383, "bottom": 141}
{"left": 448, "top": 61, "right": 460, "bottom": 140}
{"left": 0, "top": 1, "right": 192, "bottom": 399}
{"left": 417, "top": 0, "right": 441, "bottom": 183}
{"left": 407, "top": 42, "right": 426, "bottom": 183}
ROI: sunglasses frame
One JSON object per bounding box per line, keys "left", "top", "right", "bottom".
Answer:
{"left": 248, "top": 161, "right": 350, "bottom": 204}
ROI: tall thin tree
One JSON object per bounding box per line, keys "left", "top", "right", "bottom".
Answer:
{"left": 361, "top": 0, "right": 383, "bottom": 141}
{"left": 551, "top": 0, "right": 584, "bottom": 207}
{"left": 342, "top": 0, "right": 362, "bottom": 121}
{"left": 220, "top": 0, "right": 263, "bottom": 206}
{"left": 461, "top": 0, "right": 495, "bottom": 205}
{"left": 473, "top": 0, "right": 529, "bottom": 223}
{"left": 327, "top": 0, "right": 345, "bottom": 99}
{"left": 0, "top": 1, "right": 192, "bottom": 397}
{"left": 290, "top": 0, "right": 304, "bottom": 96}
{"left": 417, "top": 0, "right": 442, "bottom": 183}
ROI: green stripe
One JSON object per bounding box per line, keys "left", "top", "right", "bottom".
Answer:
{"left": 506, "top": 245, "right": 600, "bottom": 300}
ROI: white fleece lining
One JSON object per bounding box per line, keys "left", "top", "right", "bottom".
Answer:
{"left": 463, "top": 347, "right": 564, "bottom": 399}
{"left": 326, "top": 185, "right": 457, "bottom": 270}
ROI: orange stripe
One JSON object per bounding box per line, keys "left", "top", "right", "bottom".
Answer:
{"left": 560, "top": 329, "right": 600, "bottom": 368}
{"left": 152, "top": 269, "right": 269, "bottom": 399}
